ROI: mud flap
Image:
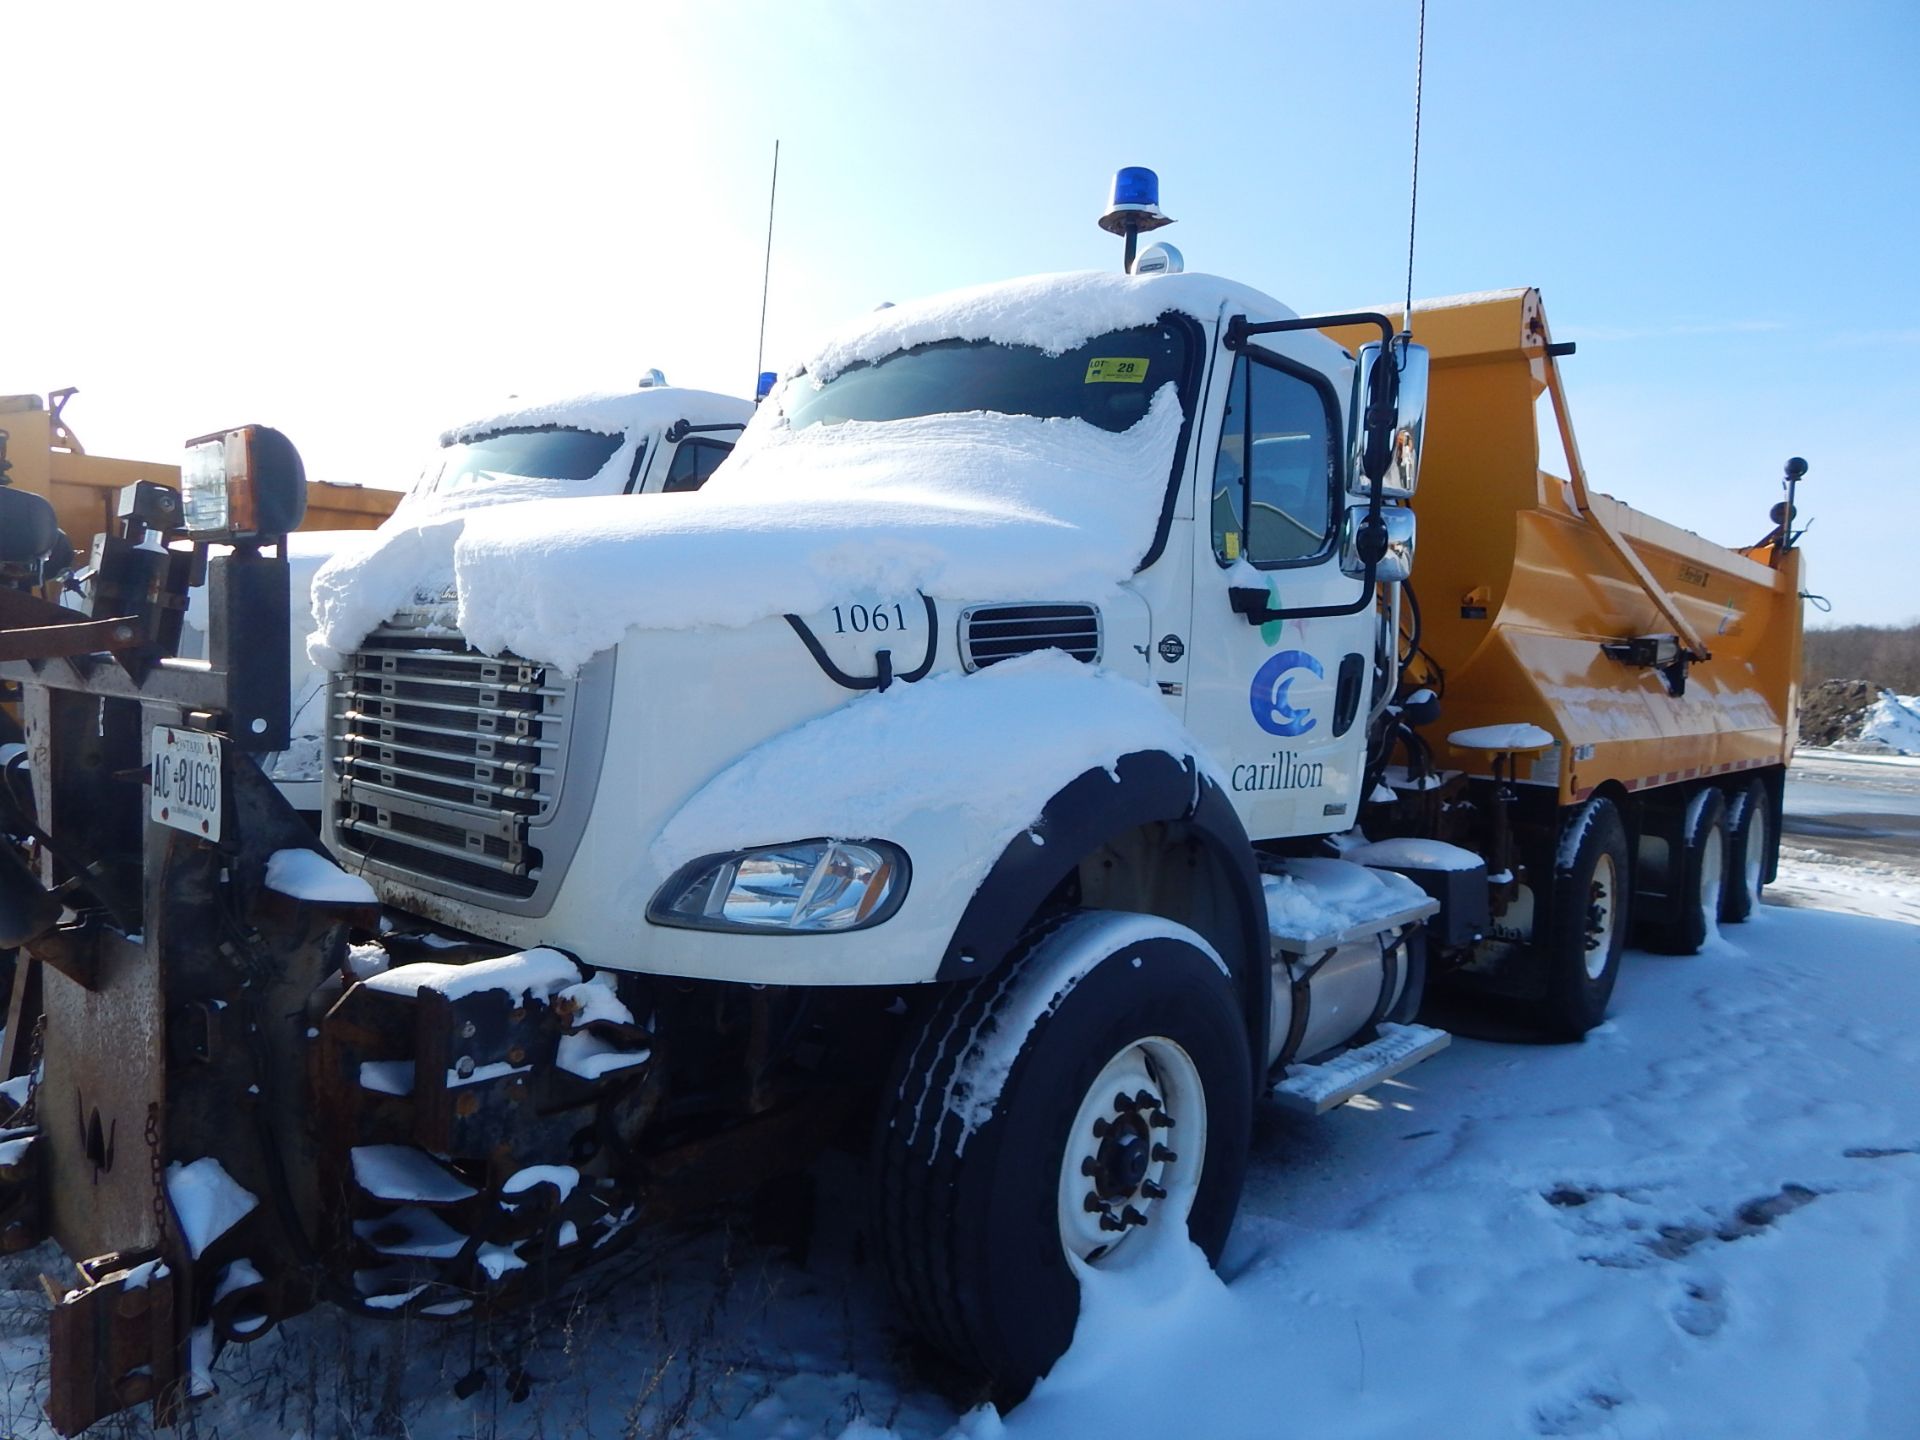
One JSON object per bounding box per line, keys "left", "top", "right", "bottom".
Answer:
{"left": 44, "top": 1251, "right": 184, "bottom": 1437}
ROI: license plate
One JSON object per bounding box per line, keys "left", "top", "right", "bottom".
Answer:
{"left": 151, "top": 726, "right": 222, "bottom": 840}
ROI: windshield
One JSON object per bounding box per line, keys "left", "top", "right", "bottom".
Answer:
{"left": 784, "top": 321, "right": 1192, "bottom": 435}
{"left": 413, "top": 426, "right": 625, "bottom": 499}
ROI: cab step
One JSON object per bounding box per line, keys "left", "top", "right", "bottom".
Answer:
{"left": 1272, "top": 1023, "right": 1451, "bottom": 1115}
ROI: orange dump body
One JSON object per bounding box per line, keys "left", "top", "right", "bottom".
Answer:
{"left": 1322, "top": 291, "right": 1802, "bottom": 808}
{"left": 1, "top": 394, "right": 397, "bottom": 549}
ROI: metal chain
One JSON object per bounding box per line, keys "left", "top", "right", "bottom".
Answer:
{"left": 12, "top": 1013, "right": 46, "bottom": 1129}
{"left": 145, "top": 1101, "right": 169, "bottom": 1243}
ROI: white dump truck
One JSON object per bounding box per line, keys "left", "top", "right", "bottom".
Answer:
{"left": 2, "top": 171, "right": 1803, "bottom": 1430}
{"left": 183, "top": 381, "right": 755, "bottom": 817}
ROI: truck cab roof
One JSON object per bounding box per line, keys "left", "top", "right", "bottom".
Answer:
{"left": 790, "top": 270, "right": 1326, "bottom": 387}
{"left": 407, "top": 386, "right": 756, "bottom": 514}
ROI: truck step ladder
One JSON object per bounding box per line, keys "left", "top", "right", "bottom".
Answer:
{"left": 1272, "top": 1023, "right": 1451, "bottom": 1115}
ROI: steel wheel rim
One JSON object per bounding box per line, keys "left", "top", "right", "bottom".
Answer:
{"left": 1584, "top": 852, "right": 1619, "bottom": 980}
{"left": 1057, "top": 1036, "right": 1206, "bottom": 1267}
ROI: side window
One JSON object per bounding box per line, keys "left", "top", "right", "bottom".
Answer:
{"left": 1210, "top": 353, "right": 1339, "bottom": 566}
{"left": 661, "top": 438, "right": 735, "bottom": 493}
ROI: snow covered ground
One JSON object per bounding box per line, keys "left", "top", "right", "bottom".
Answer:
{"left": 4, "top": 777, "right": 1916, "bottom": 1439}
{"left": 1777, "top": 749, "right": 1920, "bottom": 924}
{"left": 1851, "top": 692, "right": 1920, "bottom": 755}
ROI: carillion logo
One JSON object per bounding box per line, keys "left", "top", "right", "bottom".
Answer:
{"left": 1249, "top": 650, "right": 1323, "bottom": 738}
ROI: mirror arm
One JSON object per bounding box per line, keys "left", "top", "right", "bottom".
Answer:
{"left": 1222, "top": 311, "right": 1397, "bottom": 625}
{"left": 1225, "top": 311, "right": 1394, "bottom": 352}
{"left": 1228, "top": 585, "right": 1284, "bottom": 624}
{"left": 663, "top": 419, "right": 750, "bottom": 444}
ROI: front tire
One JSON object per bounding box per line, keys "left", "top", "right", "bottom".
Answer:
{"left": 873, "top": 911, "right": 1252, "bottom": 1393}
{"left": 1534, "top": 796, "right": 1630, "bottom": 1039}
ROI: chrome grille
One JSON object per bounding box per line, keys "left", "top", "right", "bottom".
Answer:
{"left": 331, "top": 629, "right": 570, "bottom": 898}
{"left": 960, "top": 603, "right": 1102, "bottom": 671}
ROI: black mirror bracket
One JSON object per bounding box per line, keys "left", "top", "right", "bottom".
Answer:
{"left": 1222, "top": 310, "right": 1400, "bottom": 624}
{"left": 1228, "top": 584, "right": 1284, "bottom": 626}
{"left": 664, "top": 420, "right": 749, "bottom": 445}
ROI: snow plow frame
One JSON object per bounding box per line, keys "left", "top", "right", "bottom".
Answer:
{"left": 0, "top": 470, "right": 343, "bottom": 1434}
{"left": 0, "top": 458, "right": 775, "bottom": 1434}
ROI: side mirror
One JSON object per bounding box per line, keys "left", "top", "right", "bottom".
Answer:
{"left": 1341, "top": 504, "right": 1415, "bottom": 583}
{"left": 1348, "top": 341, "right": 1430, "bottom": 500}
{"left": 0, "top": 486, "right": 58, "bottom": 565}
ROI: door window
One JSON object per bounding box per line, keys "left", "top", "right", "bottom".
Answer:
{"left": 1210, "top": 353, "right": 1339, "bottom": 566}
{"left": 661, "top": 438, "right": 735, "bottom": 493}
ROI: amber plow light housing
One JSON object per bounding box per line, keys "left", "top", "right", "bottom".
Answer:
{"left": 180, "top": 425, "right": 308, "bottom": 543}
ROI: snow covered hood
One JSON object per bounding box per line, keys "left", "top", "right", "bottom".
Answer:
{"left": 310, "top": 385, "right": 1183, "bottom": 673}
{"left": 652, "top": 649, "right": 1226, "bottom": 887}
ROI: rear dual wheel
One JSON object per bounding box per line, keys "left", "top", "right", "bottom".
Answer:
{"left": 1720, "top": 777, "right": 1773, "bottom": 923}
{"left": 1646, "top": 787, "right": 1728, "bottom": 955}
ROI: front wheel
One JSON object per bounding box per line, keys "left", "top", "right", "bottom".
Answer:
{"left": 873, "top": 911, "right": 1252, "bottom": 1394}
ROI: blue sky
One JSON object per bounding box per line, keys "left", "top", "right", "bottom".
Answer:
{"left": 7, "top": 1, "right": 1913, "bottom": 623}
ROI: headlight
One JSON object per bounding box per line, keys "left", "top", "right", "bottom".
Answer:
{"left": 180, "top": 425, "right": 308, "bottom": 542}
{"left": 648, "top": 839, "right": 909, "bottom": 934}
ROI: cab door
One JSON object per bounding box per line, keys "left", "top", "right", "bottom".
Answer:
{"left": 1184, "top": 339, "right": 1373, "bottom": 841}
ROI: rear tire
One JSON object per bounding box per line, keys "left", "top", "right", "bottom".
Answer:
{"left": 873, "top": 911, "right": 1252, "bottom": 1395}
{"left": 1720, "top": 777, "right": 1772, "bottom": 924}
{"left": 1648, "top": 786, "right": 1727, "bottom": 955}
{"left": 1535, "top": 796, "right": 1630, "bottom": 1040}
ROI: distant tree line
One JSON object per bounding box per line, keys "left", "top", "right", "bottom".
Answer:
{"left": 1804, "top": 623, "right": 1920, "bottom": 693}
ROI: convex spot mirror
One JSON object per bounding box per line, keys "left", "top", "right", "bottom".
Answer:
{"left": 0, "top": 486, "right": 58, "bottom": 565}
{"left": 1348, "top": 340, "right": 1429, "bottom": 500}
{"left": 1341, "top": 504, "right": 1416, "bottom": 583}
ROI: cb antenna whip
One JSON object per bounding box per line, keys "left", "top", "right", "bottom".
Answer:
{"left": 756, "top": 139, "right": 781, "bottom": 383}
{"left": 1403, "top": 0, "right": 1427, "bottom": 338}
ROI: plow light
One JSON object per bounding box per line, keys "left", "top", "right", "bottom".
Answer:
{"left": 0, "top": 486, "right": 58, "bottom": 565}
{"left": 180, "top": 425, "right": 307, "bottom": 543}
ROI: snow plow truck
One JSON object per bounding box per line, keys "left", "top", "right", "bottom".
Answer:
{"left": 0, "top": 171, "right": 1806, "bottom": 1433}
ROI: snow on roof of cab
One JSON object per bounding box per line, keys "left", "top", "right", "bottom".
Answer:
{"left": 440, "top": 387, "right": 753, "bottom": 446}
{"left": 796, "top": 270, "right": 1303, "bottom": 383}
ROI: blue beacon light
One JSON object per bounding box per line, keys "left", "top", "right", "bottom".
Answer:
{"left": 1098, "top": 166, "right": 1174, "bottom": 273}
{"left": 755, "top": 371, "right": 778, "bottom": 401}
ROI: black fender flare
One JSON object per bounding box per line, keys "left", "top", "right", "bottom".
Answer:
{"left": 935, "top": 748, "right": 1269, "bottom": 1075}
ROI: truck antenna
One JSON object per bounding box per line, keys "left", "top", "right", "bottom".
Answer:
{"left": 1403, "top": 0, "right": 1427, "bottom": 338}
{"left": 755, "top": 139, "right": 781, "bottom": 385}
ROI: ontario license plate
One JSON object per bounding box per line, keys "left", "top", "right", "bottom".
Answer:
{"left": 151, "top": 726, "right": 222, "bottom": 840}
